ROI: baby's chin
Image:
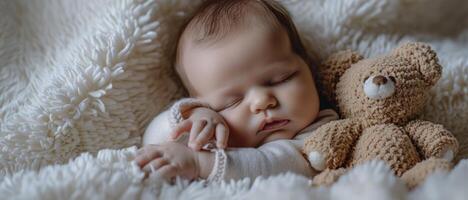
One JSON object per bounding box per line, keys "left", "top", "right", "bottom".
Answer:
{"left": 258, "top": 129, "right": 297, "bottom": 146}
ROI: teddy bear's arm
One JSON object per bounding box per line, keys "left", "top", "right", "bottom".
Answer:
{"left": 405, "top": 120, "right": 459, "bottom": 161}
{"left": 303, "top": 119, "right": 362, "bottom": 170}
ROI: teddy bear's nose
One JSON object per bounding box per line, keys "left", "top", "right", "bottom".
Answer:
{"left": 372, "top": 75, "right": 388, "bottom": 85}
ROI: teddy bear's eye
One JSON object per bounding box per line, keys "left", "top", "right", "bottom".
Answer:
{"left": 389, "top": 76, "right": 396, "bottom": 83}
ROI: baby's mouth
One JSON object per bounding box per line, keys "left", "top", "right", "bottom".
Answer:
{"left": 258, "top": 119, "right": 290, "bottom": 134}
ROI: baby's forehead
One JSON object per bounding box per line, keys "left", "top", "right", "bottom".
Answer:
{"left": 174, "top": 0, "right": 303, "bottom": 96}
{"left": 180, "top": 28, "right": 295, "bottom": 98}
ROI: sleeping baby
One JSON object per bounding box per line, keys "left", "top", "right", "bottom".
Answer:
{"left": 134, "top": 0, "right": 338, "bottom": 182}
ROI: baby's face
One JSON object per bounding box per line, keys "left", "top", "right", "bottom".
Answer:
{"left": 180, "top": 27, "right": 319, "bottom": 147}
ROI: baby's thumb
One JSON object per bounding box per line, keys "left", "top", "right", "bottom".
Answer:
{"left": 170, "top": 120, "right": 192, "bottom": 140}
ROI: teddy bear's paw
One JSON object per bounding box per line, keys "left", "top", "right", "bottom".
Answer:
{"left": 308, "top": 151, "right": 326, "bottom": 171}
{"left": 441, "top": 149, "right": 454, "bottom": 162}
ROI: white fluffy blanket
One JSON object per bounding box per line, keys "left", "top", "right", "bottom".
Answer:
{"left": 0, "top": 0, "right": 467, "bottom": 199}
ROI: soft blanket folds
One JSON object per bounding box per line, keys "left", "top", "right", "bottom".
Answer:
{"left": 0, "top": 0, "right": 467, "bottom": 199}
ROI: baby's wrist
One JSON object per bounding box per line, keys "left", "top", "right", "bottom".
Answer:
{"left": 195, "top": 150, "right": 215, "bottom": 179}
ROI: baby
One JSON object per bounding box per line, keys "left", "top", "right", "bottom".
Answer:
{"left": 134, "top": 0, "right": 338, "bottom": 182}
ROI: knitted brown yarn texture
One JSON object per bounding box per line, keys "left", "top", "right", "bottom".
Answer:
{"left": 401, "top": 158, "right": 452, "bottom": 189}
{"left": 303, "top": 42, "right": 459, "bottom": 187}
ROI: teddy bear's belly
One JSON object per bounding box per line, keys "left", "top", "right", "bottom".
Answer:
{"left": 349, "top": 124, "right": 421, "bottom": 176}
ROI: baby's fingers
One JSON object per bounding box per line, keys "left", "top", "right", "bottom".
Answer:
{"left": 155, "top": 165, "right": 178, "bottom": 182}
{"left": 142, "top": 158, "right": 168, "bottom": 175}
{"left": 193, "top": 121, "right": 215, "bottom": 150}
{"left": 188, "top": 120, "right": 207, "bottom": 150}
{"left": 134, "top": 147, "right": 162, "bottom": 167}
{"left": 170, "top": 120, "right": 192, "bottom": 140}
{"left": 215, "top": 123, "right": 229, "bottom": 149}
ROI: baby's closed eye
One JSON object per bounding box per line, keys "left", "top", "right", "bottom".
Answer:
{"left": 266, "top": 70, "right": 299, "bottom": 86}
{"left": 216, "top": 71, "right": 299, "bottom": 111}
{"left": 219, "top": 97, "right": 243, "bottom": 111}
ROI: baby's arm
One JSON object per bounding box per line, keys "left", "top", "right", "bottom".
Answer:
{"left": 143, "top": 109, "right": 173, "bottom": 146}
{"left": 143, "top": 115, "right": 310, "bottom": 181}
{"left": 142, "top": 98, "right": 228, "bottom": 149}
{"left": 136, "top": 140, "right": 314, "bottom": 182}
{"left": 198, "top": 140, "right": 316, "bottom": 181}
{"left": 137, "top": 98, "right": 228, "bottom": 179}
{"left": 143, "top": 98, "right": 207, "bottom": 146}
{"left": 198, "top": 109, "right": 339, "bottom": 181}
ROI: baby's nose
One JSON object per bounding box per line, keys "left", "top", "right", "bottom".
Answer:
{"left": 372, "top": 75, "right": 388, "bottom": 85}
{"left": 250, "top": 95, "right": 277, "bottom": 113}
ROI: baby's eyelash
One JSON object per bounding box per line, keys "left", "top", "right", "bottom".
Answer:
{"left": 269, "top": 71, "right": 298, "bottom": 85}
{"left": 221, "top": 98, "right": 242, "bottom": 110}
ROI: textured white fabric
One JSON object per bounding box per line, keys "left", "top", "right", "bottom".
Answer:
{"left": 0, "top": 0, "right": 467, "bottom": 199}
{"left": 1, "top": 147, "right": 468, "bottom": 200}
{"left": 0, "top": 0, "right": 191, "bottom": 176}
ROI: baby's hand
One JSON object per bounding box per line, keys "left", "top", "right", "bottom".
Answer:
{"left": 135, "top": 142, "right": 199, "bottom": 181}
{"left": 171, "top": 107, "right": 229, "bottom": 150}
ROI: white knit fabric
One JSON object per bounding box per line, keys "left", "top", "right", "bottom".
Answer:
{"left": 0, "top": 0, "right": 467, "bottom": 199}
{"left": 0, "top": 0, "right": 191, "bottom": 176}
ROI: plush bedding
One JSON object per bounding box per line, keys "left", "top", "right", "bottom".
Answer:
{"left": 0, "top": 0, "right": 467, "bottom": 199}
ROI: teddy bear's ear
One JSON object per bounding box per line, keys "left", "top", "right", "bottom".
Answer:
{"left": 318, "top": 50, "right": 363, "bottom": 103}
{"left": 393, "top": 42, "right": 442, "bottom": 86}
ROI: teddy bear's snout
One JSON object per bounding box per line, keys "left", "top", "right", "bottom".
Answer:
{"left": 372, "top": 75, "right": 387, "bottom": 85}
{"left": 363, "top": 75, "right": 396, "bottom": 100}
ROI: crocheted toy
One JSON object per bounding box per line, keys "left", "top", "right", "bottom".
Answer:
{"left": 303, "top": 42, "right": 459, "bottom": 188}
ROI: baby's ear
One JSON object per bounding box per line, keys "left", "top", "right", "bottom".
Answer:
{"left": 318, "top": 50, "right": 363, "bottom": 103}
{"left": 393, "top": 42, "right": 442, "bottom": 86}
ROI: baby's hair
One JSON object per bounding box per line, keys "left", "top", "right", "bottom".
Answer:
{"left": 172, "top": 0, "right": 331, "bottom": 109}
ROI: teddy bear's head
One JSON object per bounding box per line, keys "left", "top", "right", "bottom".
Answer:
{"left": 319, "top": 42, "right": 442, "bottom": 127}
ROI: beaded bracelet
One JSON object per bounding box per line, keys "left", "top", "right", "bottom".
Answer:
{"left": 207, "top": 149, "right": 227, "bottom": 183}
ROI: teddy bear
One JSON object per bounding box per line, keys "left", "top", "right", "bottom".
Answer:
{"left": 303, "top": 42, "right": 459, "bottom": 188}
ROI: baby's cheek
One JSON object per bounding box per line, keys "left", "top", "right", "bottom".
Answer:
{"left": 280, "top": 79, "right": 319, "bottom": 127}
{"left": 220, "top": 108, "right": 259, "bottom": 145}
{"left": 220, "top": 109, "right": 251, "bottom": 132}
{"left": 279, "top": 81, "right": 312, "bottom": 107}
